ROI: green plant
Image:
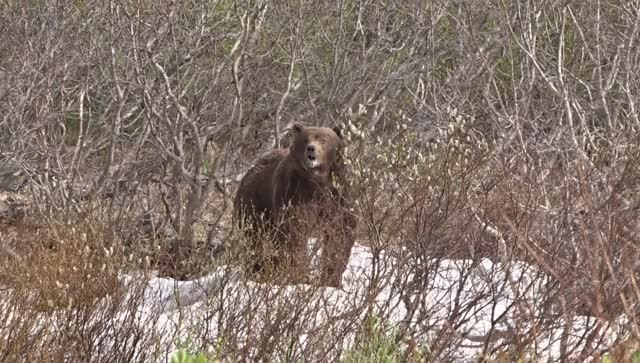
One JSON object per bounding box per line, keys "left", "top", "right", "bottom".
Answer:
{"left": 343, "top": 312, "right": 402, "bottom": 363}
{"left": 170, "top": 348, "right": 210, "bottom": 363}
{"left": 170, "top": 334, "right": 225, "bottom": 363}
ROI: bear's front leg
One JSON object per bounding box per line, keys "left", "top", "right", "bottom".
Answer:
{"left": 320, "top": 210, "right": 356, "bottom": 288}
{"left": 274, "top": 210, "right": 311, "bottom": 285}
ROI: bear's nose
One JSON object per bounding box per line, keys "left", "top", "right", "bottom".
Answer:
{"left": 306, "top": 145, "right": 315, "bottom": 153}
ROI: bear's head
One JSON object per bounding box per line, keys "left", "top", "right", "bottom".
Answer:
{"left": 290, "top": 123, "right": 343, "bottom": 184}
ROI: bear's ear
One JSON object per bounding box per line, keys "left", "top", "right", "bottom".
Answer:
{"left": 291, "top": 123, "right": 304, "bottom": 134}
{"left": 332, "top": 125, "right": 342, "bottom": 138}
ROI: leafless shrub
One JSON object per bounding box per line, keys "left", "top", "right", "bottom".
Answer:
{"left": 0, "top": 214, "right": 163, "bottom": 361}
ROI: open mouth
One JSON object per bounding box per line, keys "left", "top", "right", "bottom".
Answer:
{"left": 304, "top": 159, "right": 325, "bottom": 176}
{"left": 306, "top": 154, "right": 319, "bottom": 169}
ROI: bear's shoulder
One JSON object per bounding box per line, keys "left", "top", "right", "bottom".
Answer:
{"left": 260, "top": 148, "right": 289, "bottom": 164}
{"left": 244, "top": 149, "right": 288, "bottom": 175}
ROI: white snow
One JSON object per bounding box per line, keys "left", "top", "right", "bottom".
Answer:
{"left": 127, "top": 243, "right": 620, "bottom": 361}
{"left": 0, "top": 241, "right": 620, "bottom": 361}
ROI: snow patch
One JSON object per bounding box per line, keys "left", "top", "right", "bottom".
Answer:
{"left": 127, "top": 243, "right": 618, "bottom": 361}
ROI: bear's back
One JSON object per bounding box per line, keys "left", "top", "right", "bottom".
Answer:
{"left": 234, "top": 149, "right": 289, "bottom": 226}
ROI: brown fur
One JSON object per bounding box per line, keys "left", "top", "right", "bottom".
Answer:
{"left": 234, "top": 124, "right": 356, "bottom": 287}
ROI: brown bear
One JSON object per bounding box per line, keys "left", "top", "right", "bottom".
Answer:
{"left": 234, "top": 123, "right": 356, "bottom": 288}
